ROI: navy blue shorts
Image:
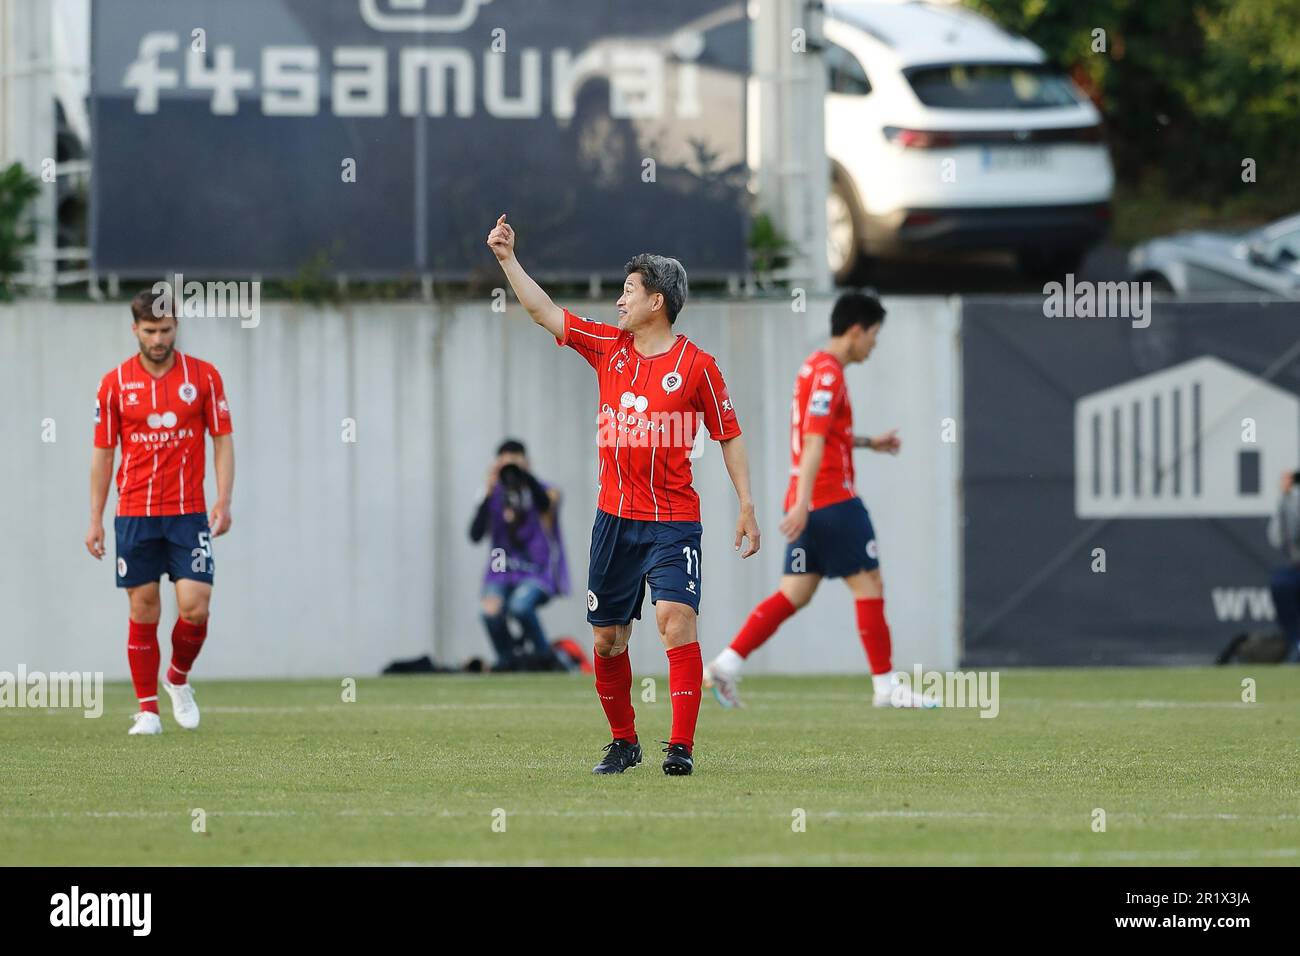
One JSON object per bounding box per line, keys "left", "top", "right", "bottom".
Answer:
{"left": 586, "top": 511, "right": 702, "bottom": 625}
{"left": 114, "top": 514, "right": 215, "bottom": 588}
{"left": 782, "top": 497, "right": 879, "bottom": 579}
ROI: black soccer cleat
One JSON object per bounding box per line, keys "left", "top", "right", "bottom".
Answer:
{"left": 661, "top": 742, "right": 694, "bottom": 776}
{"left": 592, "top": 739, "right": 642, "bottom": 775}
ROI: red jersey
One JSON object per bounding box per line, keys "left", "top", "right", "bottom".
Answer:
{"left": 94, "top": 352, "right": 233, "bottom": 517}
{"left": 557, "top": 309, "right": 740, "bottom": 522}
{"left": 785, "top": 349, "right": 855, "bottom": 512}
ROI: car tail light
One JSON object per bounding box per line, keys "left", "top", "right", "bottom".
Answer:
{"left": 902, "top": 212, "right": 939, "bottom": 227}
{"left": 883, "top": 126, "right": 958, "bottom": 149}
{"left": 884, "top": 124, "right": 1105, "bottom": 147}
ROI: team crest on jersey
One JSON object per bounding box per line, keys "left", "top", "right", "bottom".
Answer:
{"left": 126, "top": 392, "right": 140, "bottom": 405}
{"left": 821, "top": 373, "right": 836, "bottom": 386}
{"left": 177, "top": 382, "right": 198, "bottom": 404}
{"left": 661, "top": 371, "right": 683, "bottom": 394}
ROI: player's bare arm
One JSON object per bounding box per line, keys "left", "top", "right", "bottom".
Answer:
{"left": 855, "top": 428, "right": 901, "bottom": 453}
{"left": 86, "top": 446, "right": 115, "bottom": 559}
{"left": 209, "top": 432, "right": 235, "bottom": 537}
{"left": 720, "top": 435, "right": 761, "bottom": 558}
{"left": 486, "top": 213, "right": 564, "bottom": 339}
{"left": 780, "top": 432, "right": 825, "bottom": 542}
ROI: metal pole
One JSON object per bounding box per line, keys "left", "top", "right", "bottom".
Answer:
{"left": 754, "top": 0, "right": 831, "bottom": 294}
{"left": 1, "top": 0, "right": 57, "bottom": 296}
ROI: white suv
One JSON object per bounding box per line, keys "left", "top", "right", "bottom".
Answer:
{"left": 823, "top": 0, "right": 1114, "bottom": 282}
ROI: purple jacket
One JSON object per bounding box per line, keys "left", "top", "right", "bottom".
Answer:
{"left": 473, "top": 479, "right": 570, "bottom": 597}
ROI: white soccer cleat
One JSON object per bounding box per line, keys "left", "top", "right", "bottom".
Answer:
{"left": 128, "top": 711, "right": 163, "bottom": 735}
{"left": 872, "top": 673, "right": 940, "bottom": 709}
{"left": 162, "top": 679, "right": 201, "bottom": 729}
{"left": 703, "top": 661, "right": 744, "bottom": 709}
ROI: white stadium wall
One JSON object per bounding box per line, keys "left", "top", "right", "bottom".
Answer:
{"left": 0, "top": 298, "right": 961, "bottom": 679}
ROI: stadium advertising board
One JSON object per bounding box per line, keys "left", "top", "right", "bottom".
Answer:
{"left": 962, "top": 300, "right": 1300, "bottom": 665}
{"left": 90, "top": 0, "right": 750, "bottom": 279}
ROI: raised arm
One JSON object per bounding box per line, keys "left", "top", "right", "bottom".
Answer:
{"left": 486, "top": 214, "right": 564, "bottom": 339}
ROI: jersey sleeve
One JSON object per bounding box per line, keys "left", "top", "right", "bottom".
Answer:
{"left": 202, "top": 364, "right": 233, "bottom": 436}
{"left": 692, "top": 356, "right": 742, "bottom": 442}
{"left": 556, "top": 309, "right": 621, "bottom": 370}
{"left": 93, "top": 373, "right": 118, "bottom": 449}
{"left": 801, "top": 362, "right": 845, "bottom": 438}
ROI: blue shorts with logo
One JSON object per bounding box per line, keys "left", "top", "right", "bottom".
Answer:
{"left": 586, "top": 511, "right": 702, "bottom": 625}
{"left": 782, "top": 496, "right": 879, "bottom": 579}
{"left": 114, "top": 513, "right": 215, "bottom": 588}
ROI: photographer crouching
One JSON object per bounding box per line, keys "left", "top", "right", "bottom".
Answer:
{"left": 470, "top": 440, "right": 572, "bottom": 671}
{"left": 1267, "top": 468, "right": 1300, "bottom": 663}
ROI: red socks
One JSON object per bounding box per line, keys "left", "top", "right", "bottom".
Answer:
{"left": 128, "top": 617, "right": 209, "bottom": 709}
{"left": 666, "top": 643, "right": 703, "bottom": 751}
{"left": 731, "top": 591, "right": 797, "bottom": 658}
{"left": 593, "top": 643, "right": 703, "bottom": 752}
{"left": 855, "top": 598, "right": 893, "bottom": 675}
{"left": 127, "top": 620, "right": 160, "bottom": 714}
{"left": 593, "top": 649, "right": 637, "bottom": 742}
{"left": 167, "top": 618, "right": 208, "bottom": 685}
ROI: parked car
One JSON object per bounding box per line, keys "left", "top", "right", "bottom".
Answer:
{"left": 823, "top": 0, "right": 1114, "bottom": 283}
{"left": 1128, "top": 213, "right": 1300, "bottom": 298}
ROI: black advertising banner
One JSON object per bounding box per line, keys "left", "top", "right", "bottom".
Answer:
{"left": 90, "top": 0, "right": 749, "bottom": 279}
{"left": 962, "top": 299, "right": 1300, "bottom": 665}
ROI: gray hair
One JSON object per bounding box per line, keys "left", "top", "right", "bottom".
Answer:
{"left": 625, "top": 253, "right": 688, "bottom": 324}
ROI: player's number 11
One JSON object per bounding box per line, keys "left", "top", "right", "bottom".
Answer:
{"left": 682, "top": 547, "right": 700, "bottom": 578}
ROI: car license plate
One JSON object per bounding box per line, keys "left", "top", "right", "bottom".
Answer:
{"left": 982, "top": 146, "right": 1051, "bottom": 171}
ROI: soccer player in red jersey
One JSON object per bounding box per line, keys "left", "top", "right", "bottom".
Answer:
{"left": 487, "top": 213, "right": 761, "bottom": 775}
{"left": 704, "top": 292, "right": 934, "bottom": 709}
{"left": 85, "top": 290, "right": 235, "bottom": 735}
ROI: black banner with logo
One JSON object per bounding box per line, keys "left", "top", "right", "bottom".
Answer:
{"left": 961, "top": 298, "right": 1300, "bottom": 665}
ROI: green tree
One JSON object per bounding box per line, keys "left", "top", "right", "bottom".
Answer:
{"left": 0, "top": 162, "right": 41, "bottom": 300}
{"left": 965, "top": 0, "right": 1300, "bottom": 213}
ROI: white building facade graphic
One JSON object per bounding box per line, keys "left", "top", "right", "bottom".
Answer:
{"left": 1075, "top": 356, "right": 1300, "bottom": 518}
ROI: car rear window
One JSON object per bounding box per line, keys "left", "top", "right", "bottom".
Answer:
{"left": 905, "top": 63, "right": 1081, "bottom": 109}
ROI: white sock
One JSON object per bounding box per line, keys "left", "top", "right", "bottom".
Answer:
{"left": 871, "top": 672, "right": 895, "bottom": 695}
{"left": 714, "top": 648, "right": 744, "bottom": 677}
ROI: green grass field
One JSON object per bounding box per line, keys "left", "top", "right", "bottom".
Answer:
{"left": 2, "top": 667, "right": 1297, "bottom": 866}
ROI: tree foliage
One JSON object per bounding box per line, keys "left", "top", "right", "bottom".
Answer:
{"left": 964, "top": 0, "right": 1300, "bottom": 210}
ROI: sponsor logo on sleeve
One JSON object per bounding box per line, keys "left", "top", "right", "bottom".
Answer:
{"left": 809, "top": 390, "right": 833, "bottom": 416}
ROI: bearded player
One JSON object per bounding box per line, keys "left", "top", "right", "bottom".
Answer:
{"left": 703, "top": 291, "right": 933, "bottom": 709}
{"left": 487, "top": 214, "right": 760, "bottom": 776}
{"left": 85, "top": 290, "right": 235, "bottom": 735}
